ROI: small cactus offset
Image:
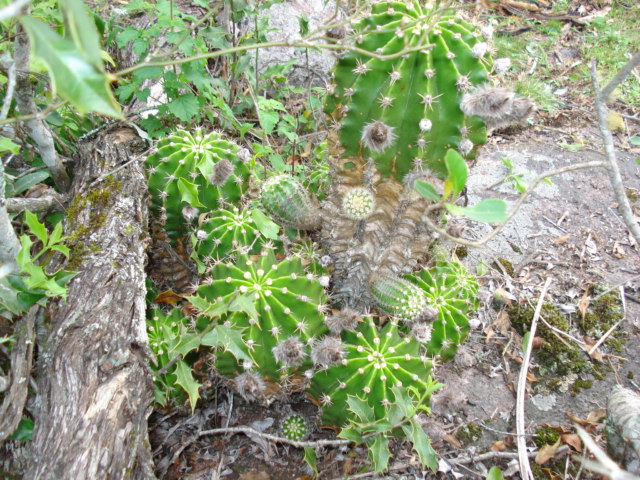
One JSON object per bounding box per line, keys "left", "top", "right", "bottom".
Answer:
{"left": 308, "top": 317, "right": 437, "bottom": 426}
{"left": 146, "top": 129, "right": 250, "bottom": 242}
{"left": 407, "top": 260, "right": 479, "bottom": 360}
{"left": 281, "top": 414, "right": 309, "bottom": 441}
{"left": 260, "top": 174, "right": 321, "bottom": 230}
{"left": 192, "top": 207, "right": 268, "bottom": 271}
{"left": 369, "top": 273, "right": 429, "bottom": 322}
{"left": 325, "top": 1, "right": 492, "bottom": 180}
{"left": 193, "top": 251, "right": 329, "bottom": 399}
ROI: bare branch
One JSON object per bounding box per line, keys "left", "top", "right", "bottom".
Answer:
{"left": 5, "top": 194, "right": 63, "bottom": 213}
{"left": 591, "top": 58, "right": 640, "bottom": 246}
{"left": 0, "top": 161, "right": 20, "bottom": 270}
{"left": 600, "top": 51, "right": 640, "bottom": 102}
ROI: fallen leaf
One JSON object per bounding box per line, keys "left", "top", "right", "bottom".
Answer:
{"left": 527, "top": 372, "right": 538, "bottom": 383}
{"left": 578, "top": 287, "right": 591, "bottom": 319}
{"left": 239, "top": 471, "right": 270, "bottom": 480}
{"left": 443, "top": 433, "right": 463, "bottom": 449}
{"left": 485, "top": 310, "right": 512, "bottom": 343}
{"left": 153, "top": 289, "right": 185, "bottom": 305}
{"left": 535, "top": 439, "right": 562, "bottom": 465}
{"left": 491, "top": 440, "right": 507, "bottom": 451}
{"left": 587, "top": 408, "right": 607, "bottom": 424}
{"left": 553, "top": 234, "right": 571, "bottom": 244}
{"left": 561, "top": 433, "right": 582, "bottom": 452}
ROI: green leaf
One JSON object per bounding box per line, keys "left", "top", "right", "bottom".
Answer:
{"left": 47, "top": 221, "right": 64, "bottom": 248}
{"left": 60, "top": 0, "right": 103, "bottom": 69}
{"left": 298, "top": 14, "right": 310, "bottom": 36}
{"left": 522, "top": 331, "right": 531, "bottom": 356}
{"left": 201, "top": 325, "right": 252, "bottom": 362}
{"left": 402, "top": 419, "right": 438, "bottom": 471}
{"left": 630, "top": 136, "right": 640, "bottom": 146}
{"left": 13, "top": 170, "right": 51, "bottom": 196}
{"left": 512, "top": 175, "right": 527, "bottom": 194}
{"left": 444, "top": 149, "right": 468, "bottom": 196}
{"left": 171, "top": 330, "right": 201, "bottom": 358}
{"left": 446, "top": 198, "right": 508, "bottom": 224}
{"left": 229, "top": 294, "right": 258, "bottom": 324}
{"left": 19, "top": 16, "right": 122, "bottom": 118}
{"left": 24, "top": 211, "right": 48, "bottom": 244}
{"left": 166, "top": 93, "right": 199, "bottom": 122}
{"left": 501, "top": 157, "right": 514, "bottom": 169}
{"left": 250, "top": 208, "right": 280, "bottom": 239}
{"left": 258, "top": 110, "right": 279, "bottom": 135}
{"left": 176, "top": 178, "right": 204, "bottom": 207}
{"left": 414, "top": 179, "right": 440, "bottom": 202}
{"left": 0, "top": 136, "right": 20, "bottom": 155}
{"left": 366, "top": 435, "right": 391, "bottom": 473}
{"left": 132, "top": 66, "right": 164, "bottom": 81}
{"left": 174, "top": 360, "right": 201, "bottom": 413}
{"left": 338, "top": 426, "right": 363, "bottom": 443}
{"left": 558, "top": 142, "right": 583, "bottom": 152}
{"left": 486, "top": 466, "right": 505, "bottom": 480}
{"left": 303, "top": 447, "right": 317, "bottom": 476}
{"left": 8, "top": 417, "right": 34, "bottom": 441}
{"left": 347, "top": 396, "right": 375, "bottom": 423}
{"left": 186, "top": 294, "right": 228, "bottom": 317}
{"left": 0, "top": 278, "right": 21, "bottom": 315}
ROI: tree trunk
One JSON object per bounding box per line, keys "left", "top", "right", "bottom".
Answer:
{"left": 26, "top": 126, "right": 157, "bottom": 480}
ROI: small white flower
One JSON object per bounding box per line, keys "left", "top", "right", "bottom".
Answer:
{"left": 472, "top": 42, "right": 488, "bottom": 58}
{"left": 493, "top": 58, "right": 511, "bottom": 75}
{"left": 419, "top": 118, "right": 432, "bottom": 132}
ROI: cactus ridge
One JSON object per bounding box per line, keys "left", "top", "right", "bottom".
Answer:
{"left": 261, "top": 174, "right": 321, "bottom": 230}
{"left": 308, "top": 318, "right": 434, "bottom": 426}
{"left": 406, "top": 260, "right": 479, "bottom": 360}
{"left": 325, "top": 1, "right": 492, "bottom": 180}
{"left": 194, "top": 251, "right": 328, "bottom": 391}
{"left": 146, "top": 129, "right": 250, "bottom": 242}
{"left": 192, "top": 207, "right": 267, "bottom": 269}
{"left": 370, "top": 273, "right": 428, "bottom": 322}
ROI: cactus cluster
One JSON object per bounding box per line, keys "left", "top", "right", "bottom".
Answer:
{"left": 325, "top": 1, "right": 492, "bottom": 180}
{"left": 308, "top": 317, "right": 437, "bottom": 426}
{"left": 260, "top": 175, "right": 321, "bottom": 230}
{"left": 145, "top": 129, "right": 250, "bottom": 242}
{"left": 192, "top": 251, "right": 329, "bottom": 399}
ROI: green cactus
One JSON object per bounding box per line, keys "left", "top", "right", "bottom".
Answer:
{"left": 260, "top": 174, "right": 321, "bottom": 230}
{"left": 369, "top": 273, "right": 429, "bottom": 322}
{"left": 308, "top": 317, "right": 437, "bottom": 426}
{"left": 407, "top": 260, "right": 479, "bottom": 360}
{"left": 281, "top": 414, "right": 309, "bottom": 441}
{"left": 146, "top": 129, "right": 250, "bottom": 242}
{"left": 191, "top": 207, "right": 269, "bottom": 271}
{"left": 325, "top": 1, "right": 491, "bottom": 180}
{"left": 192, "top": 251, "right": 329, "bottom": 397}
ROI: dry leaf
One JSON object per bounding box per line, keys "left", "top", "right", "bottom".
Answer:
{"left": 578, "top": 287, "right": 591, "bottom": 319}
{"left": 527, "top": 372, "right": 538, "bottom": 383}
{"left": 491, "top": 440, "right": 507, "bottom": 451}
{"left": 535, "top": 439, "right": 562, "bottom": 465}
{"left": 443, "top": 433, "right": 463, "bottom": 449}
{"left": 239, "top": 471, "right": 270, "bottom": 480}
{"left": 586, "top": 408, "right": 607, "bottom": 424}
{"left": 484, "top": 310, "right": 512, "bottom": 343}
{"left": 561, "top": 433, "right": 582, "bottom": 452}
{"left": 153, "top": 289, "right": 185, "bottom": 305}
{"left": 553, "top": 234, "right": 571, "bottom": 244}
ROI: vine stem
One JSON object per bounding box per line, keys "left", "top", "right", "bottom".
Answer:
{"left": 421, "top": 161, "right": 608, "bottom": 248}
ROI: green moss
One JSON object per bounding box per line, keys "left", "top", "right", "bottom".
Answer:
{"left": 456, "top": 423, "right": 483, "bottom": 444}
{"left": 627, "top": 371, "right": 634, "bottom": 379}
{"left": 509, "top": 303, "right": 589, "bottom": 376}
{"left": 493, "top": 258, "right": 514, "bottom": 277}
{"left": 626, "top": 188, "right": 639, "bottom": 203}
{"left": 571, "top": 378, "right": 593, "bottom": 396}
{"left": 579, "top": 287, "right": 626, "bottom": 352}
{"left": 534, "top": 426, "right": 560, "bottom": 447}
{"left": 453, "top": 246, "right": 468, "bottom": 259}
{"left": 65, "top": 175, "right": 123, "bottom": 269}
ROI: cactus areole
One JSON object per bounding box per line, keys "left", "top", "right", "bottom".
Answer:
{"left": 325, "top": 1, "right": 492, "bottom": 180}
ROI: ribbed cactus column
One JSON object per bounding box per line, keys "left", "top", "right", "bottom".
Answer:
{"left": 261, "top": 174, "right": 321, "bottom": 230}
{"left": 145, "top": 129, "right": 250, "bottom": 242}
{"left": 325, "top": 1, "right": 491, "bottom": 179}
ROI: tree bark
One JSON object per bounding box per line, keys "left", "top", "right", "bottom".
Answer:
{"left": 26, "top": 125, "right": 157, "bottom": 480}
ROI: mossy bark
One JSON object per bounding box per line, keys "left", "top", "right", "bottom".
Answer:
{"left": 25, "top": 126, "right": 157, "bottom": 480}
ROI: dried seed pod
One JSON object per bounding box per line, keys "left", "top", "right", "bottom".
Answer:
{"left": 361, "top": 121, "right": 396, "bottom": 153}
{"left": 235, "top": 372, "right": 266, "bottom": 402}
{"left": 311, "top": 336, "right": 345, "bottom": 367}
{"left": 272, "top": 336, "right": 306, "bottom": 367}
{"left": 325, "top": 309, "right": 361, "bottom": 334}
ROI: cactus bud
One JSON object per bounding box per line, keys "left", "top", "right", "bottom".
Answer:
{"left": 311, "top": 336, "right": 345, "bottom": 367}
{"left": 235, "top": 372, "right": 266, "bottom": 402}
{"left": 370, "top": 274, "right": 428, "bottom": 322}
{"left": 342, "top": 187, "right": 375, "bottom": 220}
{"left": 411, "top": 322, "right": 433, "bottom": 343}
{"left": 281, "top": 414, "right": 309, "bottom": 441}
{"left": 182, "top": 206, "right": 199, "bottom": 222}
{"left": 361, "top": 121, "right": 396, "bottom": 153}
{"left": 261, "top": 175, "right": 321, "bottom": 230}
{"left": 272, "top": 337, "right": 306, "bottom": 367}
{"left": 210, "top": 158, "right": 234, "bottom": 186}
{"left": 325, "top": 309, "right": 361, "bottom": 334}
